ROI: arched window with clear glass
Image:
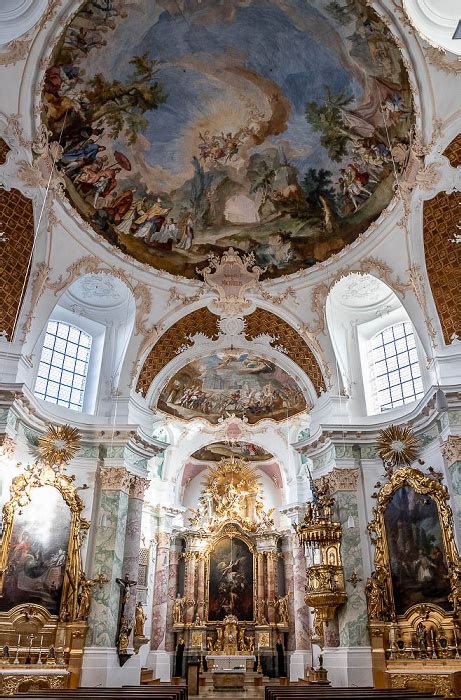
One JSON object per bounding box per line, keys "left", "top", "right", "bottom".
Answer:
{"left": 368, "top": 321, "right": 424, "bottom": 412}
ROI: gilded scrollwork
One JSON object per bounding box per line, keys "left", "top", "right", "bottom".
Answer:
{"left": 367, "top": 466, "right": 461, "bottom": 621}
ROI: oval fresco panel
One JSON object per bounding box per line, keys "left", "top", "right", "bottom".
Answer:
{"left": 157, "top": 351, "right": 306, "bottom": 424}
{"left": 43, "top": 0, "right": 413, "bottom": 279}
{"left": 192, "top": 441, "right": 273, "bottom": 463}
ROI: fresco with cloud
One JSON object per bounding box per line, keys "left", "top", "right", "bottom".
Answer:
{"left": 157, "top": 351, "right": 306, "bottom": 424}
{"left": 44, "top": 0, "right": 413, "bottom": 279}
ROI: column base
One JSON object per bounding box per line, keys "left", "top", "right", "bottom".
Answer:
{"left": 322, "top": 646, "right": 373, "bottom": 687}
{"left": 146, "top": 650, "right": 173, "bottom": 682}
{"left": 80, "top": 647, "right": 141, "bottom": 687}
{"left": 289, "top": 650, "right": 310, "bottom": 682}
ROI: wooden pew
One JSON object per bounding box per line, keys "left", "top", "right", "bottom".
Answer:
{"left": 264, "top": 689, "right": 437, "bottom": 700}
{"left": 21, "top": 687, "right": 187, "bottom": 700}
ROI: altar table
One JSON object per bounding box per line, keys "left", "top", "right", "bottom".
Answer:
{"left": 206, "top": 654, "right": 255, "bottom": 671}
{"left": 0, "top": 666, "right": 69, "bottom": 696}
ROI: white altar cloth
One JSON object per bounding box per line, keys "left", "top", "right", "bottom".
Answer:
{"left": 206, "top": 655, "right": 255, "bottom": 671}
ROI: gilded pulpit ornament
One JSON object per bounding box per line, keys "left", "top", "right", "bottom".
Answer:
{"left": 294, "top": 476, "right": 347, "bottom": 641}
{"left": 377, "top": 425, "right": 419, "bottom": 470}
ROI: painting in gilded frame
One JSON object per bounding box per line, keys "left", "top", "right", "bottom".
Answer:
{"left": 208, "top": 537, "right": 254, "bottom": 622}
{"left": 384, "top": 485, "right": 451, "bottom": 615}
{"left": 0, "top": 486, "right": 72, "bottom": 614}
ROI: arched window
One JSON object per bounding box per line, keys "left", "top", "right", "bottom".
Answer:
{"left": 369, "top": 321, "right": 423, "bottom": 412}
{"left": 34, "top": 320, "right": 92, "bottom": 412}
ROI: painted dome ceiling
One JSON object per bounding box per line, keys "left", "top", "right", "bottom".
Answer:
{"left": 44, "top": 0, "right": 414, "bottom": 280}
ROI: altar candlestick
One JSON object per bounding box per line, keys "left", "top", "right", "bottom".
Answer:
{"left": 37, "top": 635, "right": 44, "bottom": 665}
{"left": 454, "top": 624, "right": 460, "bottom": 658}
{"left": 13, "top": 635, "right": 20, "bottom": 665}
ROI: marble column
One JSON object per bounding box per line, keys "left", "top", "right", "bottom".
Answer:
{"left": 291, "top": 536, "right": 310, "bottom": 651}
{"left": 87, "top": 467, "right": 131, "bottom": 648}
{"left": 184, "top": 551, "right": 197, "bottom": 624}
{"left": 282, "top": 541, "right": 295, "bottom": 651}
{"left": 122, "top": 476, "right": 150, "bottom": 626}
{"left": 266, "top": 552, "right": 277, "bottom": 624}
{"left": 150, "top": 532, "right": 172, "bottom": 651}
{"left": 195, "top": 553, "right": 206, "bottom": 623}
{"left": 257, "top": 553, "right": 265, "bottom": 621}
{"left": 442, "top": 436, "right": 461, "bottom": 543}
{"left": 165, "top": 544, "right": 180, "bottom": 652}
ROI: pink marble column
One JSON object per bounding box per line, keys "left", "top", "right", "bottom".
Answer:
{"left": 195, "top": 553, "right": 206, "bottom": 623}
{"left": 165, "top": 546, "right": 180, "bottom": 652}
{"left": 257, "top": 552, "right": 265, "bottom": 622}
{"left": 184, "top": 551, "right": 197, "bottom": 624}
{"left": 266, "top": 552, "right": 277, "bottom": 624}
{"left": 150, "top": 532, "right": 171, "bottom": 650}
{"left": 292, "top": 535, "right": 310, "bottom": 650}
{"left": 283, "top": 545, "right": 296, "bottom": 651}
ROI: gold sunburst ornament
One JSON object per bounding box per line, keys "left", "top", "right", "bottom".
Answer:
{"left": 37, "top": 424, "right": 81, "bottom": 470}
{"left": 377, "top": 425, "right": 419, "bottom": 467}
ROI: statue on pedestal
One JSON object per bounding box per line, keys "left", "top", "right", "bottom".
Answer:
{"left": 173, "top": 594, "right": 186, "bottom": 624}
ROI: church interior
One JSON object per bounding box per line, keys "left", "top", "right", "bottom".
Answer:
{"left": 0, "top": 0, "right": 460, "bottom": 698}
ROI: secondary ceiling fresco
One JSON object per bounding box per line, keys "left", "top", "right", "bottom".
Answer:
{"left": 156, "top": 350, "right": 307, "bottom": 424}
{"left": 192, "top": 442, "right": 273, "bottom": 463}
{"left": 43, "top": 0, "right": 413, "bottom": 280}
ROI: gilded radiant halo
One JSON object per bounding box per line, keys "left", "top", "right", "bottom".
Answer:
{"left": 377, "top": 425, "right": 419, "bottom": 467}
{"left": 37, "top": 424, "right": 81, "bottom": 469}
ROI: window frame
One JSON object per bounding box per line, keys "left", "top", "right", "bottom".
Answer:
{"left": 34, "top": 320, "right": 92, "bottom": 412}
{"left": 33, "top": 307, "right": 105, "bottom": 415}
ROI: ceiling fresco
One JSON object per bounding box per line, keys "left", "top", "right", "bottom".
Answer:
{"left": 156, "top": 350, "right": 307, "bottom": 424}
{"left": 192, "top": 441, "right": 273, "bottom": 463}
{"left": 43, "top": 0, "right": 413, "bottom": 280}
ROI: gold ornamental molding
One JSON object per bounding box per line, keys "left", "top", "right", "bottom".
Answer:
{"left": 441, "top": 436, "right": 461, "bottom": 467}
{"left": 389, "top": 672, "right": 455, "bottom": 696}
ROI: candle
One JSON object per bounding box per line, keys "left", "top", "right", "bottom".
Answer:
{"left": 17, "top": 634, "right": 21, "bottom": 648}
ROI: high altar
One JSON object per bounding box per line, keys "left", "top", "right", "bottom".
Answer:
{"left": 171, "top": 457, "right": 289, "bottom": 676}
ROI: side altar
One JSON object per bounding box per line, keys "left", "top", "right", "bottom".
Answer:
{"left": 170, "top": 457, "right": 289, "bottom": 678}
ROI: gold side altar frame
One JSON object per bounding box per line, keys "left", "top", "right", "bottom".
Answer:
{"left": 367, "top": 466, "right": 461, "bottom": 691}
{"left": 0, "top": 462, "right": 90, "bottom": 688}
{"left": 204, "top": 523, "right": 258, "bottom": 625}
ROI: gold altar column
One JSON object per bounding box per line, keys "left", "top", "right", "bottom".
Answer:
{"left": 184, "top": 551, "right": 197, "bottom": 624}
{"left": 266, "top": 551, "right": 277, "bottom": 624}
{"left": 195, "top": 553, "right": 206, "bottom": 622}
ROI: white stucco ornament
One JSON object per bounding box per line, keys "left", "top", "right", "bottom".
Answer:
{"left": 403, "top": 0, "right": 461, "bottom": 55}
{"left": 0, "top": 0, "right": 48, "bottom": 45}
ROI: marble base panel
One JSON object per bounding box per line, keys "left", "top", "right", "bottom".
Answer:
{"left": 322, "top": 646, "right": 373, "bottom": 687}
{"left": 146, "top": 650, "right": 173, "bottom": 682}
{"left": 289, "top": 650, "right": 310, "bottom": 682}
{"left": 80, "top": 647, "right": 141, "bottom": 687}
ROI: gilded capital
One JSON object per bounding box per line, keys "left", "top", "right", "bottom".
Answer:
{"left": 98, "top": 466, "right": 131, "bottom": 493}
{"left": 441, "top": 436, "right": 461, "bottom": 467}
{"left": 315, "top": 467, "right": 359, "bottom": 494}
{"left": 153, "top": 531, "right": 171, "bottom": 548}
{"left": 129, "top": 475, "right": 150, "bottom": 500}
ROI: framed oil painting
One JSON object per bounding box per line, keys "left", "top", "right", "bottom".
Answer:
{"left": 0, "top": 485, "right": 72, "bottom": 614}
{"left": 208, "top": 537, "right": 254, "bottom": 622}
{"left": 384, "top": 486, "right": 451, "bottom": 614}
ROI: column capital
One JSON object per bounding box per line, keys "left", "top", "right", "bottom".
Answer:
{"left": 153, "top": 531, "right": 171, "bottom": 548}
{"left": 98, "top": 466, "right": 131, "bottom": 493}
{"left": 442, "top": 436, "right": 461, "bottom": 467}
{"left": 315, "top": 467, "right": 359, "bottom": 493}
{"left": 129, "top": 474, "right": 150, "bottom": 499}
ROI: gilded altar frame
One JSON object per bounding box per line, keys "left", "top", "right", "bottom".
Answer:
{"left": 0, "top": 462, "right": 90, "bottom": 621}
{"left": 367, "top": 466, "right": 460, "bottom": 620}
{"left": 204, "top": 523, "right": 257, "bottom": 624}
{"left": 367, "top": 467, "right": 461, "bottom": 691}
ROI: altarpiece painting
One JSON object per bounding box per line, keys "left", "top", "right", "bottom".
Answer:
{"left": 0, "top": 485, "right": 71, "bottom": 614}
{"left": 208, "top": 536, "right": 254, "bottom": 622}
{"left": 384, "top": 486, "right": 451, "bottom": 615}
